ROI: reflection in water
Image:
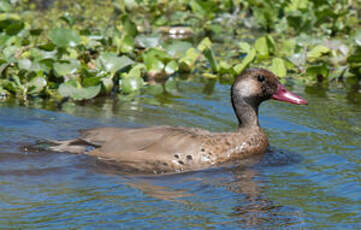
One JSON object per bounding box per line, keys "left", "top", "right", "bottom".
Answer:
{"left": 0, "top": 78, "right": 360, "bottom": 229}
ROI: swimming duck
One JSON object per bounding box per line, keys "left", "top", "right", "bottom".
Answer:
{"left": 50, "top": 68, "right": 307, "bottom": 174}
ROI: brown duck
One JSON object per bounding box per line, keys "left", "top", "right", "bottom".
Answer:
{"left": 51, "top": 68, "right": 307, "bottom": 174}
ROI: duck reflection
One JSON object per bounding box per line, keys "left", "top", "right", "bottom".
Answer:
{"left": 88, "top": 146, "right": 303, "bottom": 227}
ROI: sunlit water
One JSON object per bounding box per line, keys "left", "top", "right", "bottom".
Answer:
{"left": 0, "top": 79, "right": 360, "bottom": 229}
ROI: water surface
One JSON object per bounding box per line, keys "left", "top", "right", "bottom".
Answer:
{"left": 0, "top": 79, "right": 360, "bottom": 229}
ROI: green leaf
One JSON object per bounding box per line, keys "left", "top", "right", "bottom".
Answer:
{"left": 2, "top": 45, "right": 17, "bottom": 61}
{"left": 190, "top": 0, "right": 206, "bottom": 16}
{"left": 166, "top": 41, "right": 192, "bottom": 58}
{"left": 101, "top": 77, "right": 114, "bottom": 94}
{"left": 142, "top": 49, "right": 170, "bottom": 73}
{"left": 269, "top": 58, "right": 287, "bottom": 78}
{"left": 255, "top": 37, "right": 269, "bottom": 58}
{"left": 238, "top": 42, "right": 251, "bottom": 53}
{"left": 307, "top": 45, "right": 331, "bottom": 62}
{"left": 165, "top": 60, "right": 179, "bottom": 75}
{"left": 219, "top": 61, "right": 232, "bottom": 74}
{"left": 120, "top": 34, "right": 134, "bottom": 53}
{"left": 164, "top": 78, "right": 179, "bottom": 95}
{"left": 121, "top": 15, "right": 137, "bottom": 37}
{"left": 135, "top": 34, "right": 161, "bottom": 48}
{"left": 289, "top": 53, "right": 306, "bottom": 67}
{"left": 233, "top": 48, "right": 256, "bottom": 74}
{"left": 306, "top": 64, "right": 329, "bottom": 78}
{"left": 122, "top": 63, "right": 145, "bottom": 78}
{"left": 60, "top": 12, "right": 75, "bottom": 26}
{"left": 58, "top": 80, "right": 101, "bottom": 100}
{"left": 30, "top": 48, "right": 57, "bottom": 60}
{"left": 48, "top": 28, "right": 81, "bottom": 47}
{"left": 26, "top": 76, "right": 47, "bottom": 94}
{"left": 145, "top": 84, "right": 163, "bottom": 95}
{"left": 203, "top": 73, "right": 218, "bottom": 79}
{"left": 204, "top": 48, "right": 219, "bottom": 72}
{"left": 119, "top": 77, "right": 144, "bottom": 94}
{"left": 18, "top": 59, "right": 32, "bottom": 70}
{"left": 0, "top": 1, "right": 13, "bottom": 12}
{"left": 0, "top": 34, "right": 10, "bottom": 47}
{"left": 96, "top": 53, "right": 134, "bottom": 74}
{"left": 54, "top": 59, "right": 81, "bottom": 77}
{"left": 197, "top": 37, "right": 212, "bottom": 52}
{"left": 354, "top": 31, "right": 361, "bottom": 46}
{"left": 179, "top": 48, "right": 200, "bottom": 72}
{"left": 5, "top": 20, "right": 24, "bottom": 35}
{"left": 83, "top": 76, "right": 102, "bottom": 87}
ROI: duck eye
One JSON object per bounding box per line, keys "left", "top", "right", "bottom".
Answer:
{"left": 257, "top": 74, "right": 265, "bottom": 82}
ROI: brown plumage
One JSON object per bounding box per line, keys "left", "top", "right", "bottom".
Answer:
{"left": 50, "top": 68, "right": 307, "bottom": 174}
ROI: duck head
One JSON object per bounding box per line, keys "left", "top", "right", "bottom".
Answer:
{"left": 231, "top": 68, "right": 307, "bottom": 128}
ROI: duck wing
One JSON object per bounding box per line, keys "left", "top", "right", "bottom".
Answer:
{"left": 82, "top": 126, "right": 214, "bottom": 173}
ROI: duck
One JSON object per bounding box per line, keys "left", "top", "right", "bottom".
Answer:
{"left": 50, "top": 68, "right": 307, "bottom": 174}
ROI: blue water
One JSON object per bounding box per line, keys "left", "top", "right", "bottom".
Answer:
{"left": 0, "top": 80, "right": 360, "bottom": 229}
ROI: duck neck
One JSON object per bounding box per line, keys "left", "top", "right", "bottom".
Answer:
{"left": 231, "top": 94, "right": 260, "bottom": 130}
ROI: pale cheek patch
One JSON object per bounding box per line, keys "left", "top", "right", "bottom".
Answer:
{"left": 236, "top": 81, "right": 258, "bottom": 97}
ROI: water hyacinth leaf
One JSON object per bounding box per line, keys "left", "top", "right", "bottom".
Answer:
{"left": 270, "top": 58, "right": 287, "bottom": 78}
{"left": 101, "top": 77, "right": 114, "bottom": 94}
{"left": 120, "top": 34, "right": 134, "bottom": 53}
{"left": 0, "top": 1, "right": 13, "bottom": 12}
{"left": 279, "top": 39, "right": 296, "bottom": 56}
{"left": 307, "top": 45, "right": 330, "bottom": 62}
{"left": 197, "top": 37, "right": 212, "bottom": 52}
{"left": 26, "top": 76, "right": 47, "bottom": 94}
{"left": 0, "top": 62, "right": 9, "bottom": 75}
{"left": 354, "top": 31, "right": 361, "bottom": 46}
{"left": 30, "top": 48, "right": 57, "bottom": 60}
{"left": 204, "top": 48, "right": 219, "bottom": 72}
{"left": 123, "top": 63, "right": 145, "bottom": 78}
{"left": 203, "top": 72, "right": 218, "bottom": 79}
{"left": 190, "top": 0, "right": 206, "bottom": 16}
{"left": 0, "top": 34, "right": 10, "bottom": 47}
{"left": 255, "top": 37, "right": 269, "bottom": 58}
{"left": 164, "top": 78, "right": 179, "bottom": 95}
{"left": 5, "top": 20, "right": 24, "bottom": 35}
{"left": 179, "top": 48, "right": 200, "bottom": 72}
{"left": 30, "top": 29, "right": 43, "bottom": 36}
{"left": 166, "top": 41, "right": 192, "bottom": 58}
{"left": 219, "top": 61, "right": 232, "bottom": 74}
{"left": 286, "top": 0, "right": 308, "bottom": 11}
{"left": 54, "top": 59, "right": 81, "bottom": 77}
{"left": 121, "top": 15, "right": 137, "bottom": 37}
{"left": 238, "top": 42, "right": 251, "bottom": 53}
{"left": 120, "top": 77, "right": 144, "bottom": 94}
{"left": 145, "top": 84, "right": 163, "bottom": 95}
{"left": 60, "top": 12, "right": 76, "bottom": 26}
{"left": 48, "top": 28, "right": 81, "bottom": 47}
{"left": 83, "top": 76, "right": 102, "bottom": 87}
{"left": 165, "top": 60, "right": 179, "bottom": 75}
{"left": 135, "top": 34, "right": 161, "bottom": 48}
{"left": 306, "top": 64, "right": 329, "bottom": 78}
{"left": 233, "top": 47, "right": 256, "bottom": 74}
{"left": 265, "top": 35, "right": 275, "bottom": 52}
{"left": 123, "top": 0, "right": 138, "bottom": 10}
{"left": 96, "top": 53, "right": 134, "bottom": 74}
{"left": 59, "top": 80, "right": 101, "bottom": 100}
{"left": 289, "top": 53, "right": 306, "bottom": 67}
{"left": 142, "top": 49, "right": 170, "bottom": 73}
{"left": 3, "top": 45, "right": 17, "bottom": 60}
{"left": 18, "top": 59, "right": 32, "bottom": 70}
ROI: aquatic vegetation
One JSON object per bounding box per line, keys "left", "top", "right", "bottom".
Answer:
{"left": 0, "top": 0, "right": 360, "bottom": 101}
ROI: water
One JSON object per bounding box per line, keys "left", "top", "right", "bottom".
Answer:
{"left": 0, "top": 79, "right": 360, "bottom": 229}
